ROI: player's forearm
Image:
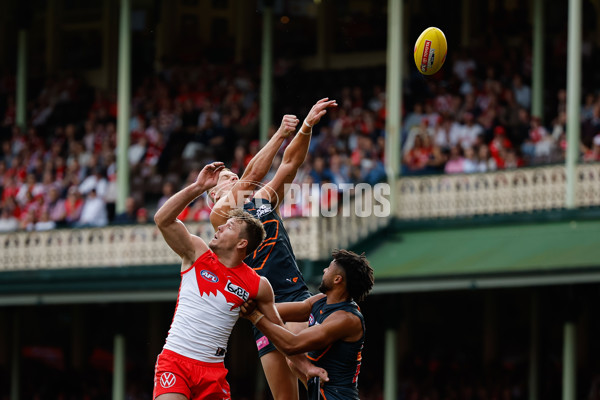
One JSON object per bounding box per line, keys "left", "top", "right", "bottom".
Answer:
{"left": 288, "top": 354, "right": 316, "bottom": 385}
{"left": 281, "top": 123, "right": 311, "bottom": 170}
{"left": 154, "top": 183, "right": 205, "bottom": 227}
{"left": 249, "top": 311, "right": 305, "bottom": 355}
{"left": 276, "top": 301, "right": 312, "bottom": 323}
{"left": 243, "top": 131, "right": 286, "bottom": 182}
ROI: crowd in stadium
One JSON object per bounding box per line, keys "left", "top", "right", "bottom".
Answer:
{"left": 1, "top": 45, "right": 600, "bottom": 233}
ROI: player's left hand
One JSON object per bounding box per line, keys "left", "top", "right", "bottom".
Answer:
{"left": 240, "top": 299, "right": 257, "bottom": 316}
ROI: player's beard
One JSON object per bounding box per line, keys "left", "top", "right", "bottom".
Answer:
{"left": 318, "top": 279, "right": 331, "bottom": 294}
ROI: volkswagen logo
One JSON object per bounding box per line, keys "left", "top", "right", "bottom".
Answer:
{"left": 160, "top": 372, "right": 176, "bottom": 388}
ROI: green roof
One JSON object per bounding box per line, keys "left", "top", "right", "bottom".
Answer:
{"left": 365, "top": 220, "right": 600, "bottom": 291}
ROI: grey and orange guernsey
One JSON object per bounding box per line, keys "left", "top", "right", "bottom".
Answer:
{"left": 307, "top": 297, "right": 365, "bottom": 400}
{"left": 243, "top": 197, "right": 312, "bottom": 356}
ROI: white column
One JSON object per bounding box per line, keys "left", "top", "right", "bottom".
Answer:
{"left": 386, "top": 0, "right": 403, "bottom": 217}
{"left": 112, "top": 334, "right": 126, "bottom": 400}
{"left": 16, "top": 30, "right": 27, "bottom": 130}
{"left": 116, "top": 0, "right": 132, "bottom": 214}
{"left": 384, "top": 329, "right": 397, "bottom": 400}
{"left": 259, "top": 3, "right": 273, "bottom": 146}
{"left": 10, "top": 312, "right": 19, "bottom": 400}
{"left": 562, "top": 322, "right": 576, "bottom": 400}
{"left": 566, "top": 0, "right": 582, "bottom": 209}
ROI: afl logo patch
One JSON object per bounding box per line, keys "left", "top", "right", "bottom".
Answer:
{"left": 308, "top": 313, "right": 315, "bottom": 326}
{"left": 201, "top": 270, "right": 219, "bottom": 283}
{"left": 160, "top": 372, "right": 176, "bottom": 388}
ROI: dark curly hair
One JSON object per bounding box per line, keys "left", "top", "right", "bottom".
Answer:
{"left": 332, "top": 249, "right": 374, "bottom": 302}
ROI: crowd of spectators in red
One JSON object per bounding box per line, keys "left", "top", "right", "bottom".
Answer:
{"left": 1, "top": 47, "right": 600, "bottom": 232}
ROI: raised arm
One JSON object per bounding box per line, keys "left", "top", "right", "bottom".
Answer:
{"left": 209, "top": 115, "right": 299, "bottom": 229}
{"left": 254, "top": 98, "right": 337, "bottom": 208}
{"left": 154, "top": 162, "right": 224, "bottom": 270}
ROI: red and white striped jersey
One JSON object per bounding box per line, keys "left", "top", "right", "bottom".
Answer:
{"left": 163, "top": 250, "right": 261, "bottom": 363}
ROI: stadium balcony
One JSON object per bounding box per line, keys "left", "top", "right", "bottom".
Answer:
{"left": 1, "top": 162, "right": 599, "bottom": 304}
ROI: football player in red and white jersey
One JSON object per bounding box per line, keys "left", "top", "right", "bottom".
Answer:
{"left": 153, "top": 161, "right": 326, "bottom": 400}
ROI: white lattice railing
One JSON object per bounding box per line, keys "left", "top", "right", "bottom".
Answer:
{"left": 2, "top": 164, "right": 599, "bottom": 271}
{"left": 397, "top": 163, "right": 600, "bottom": 219}
{"left": 0, "top": 203, "right": 389, "bottom": 271}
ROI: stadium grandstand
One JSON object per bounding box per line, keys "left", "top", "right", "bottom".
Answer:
{"left": 1, "top": 0, "right": 600, "bottom": 399}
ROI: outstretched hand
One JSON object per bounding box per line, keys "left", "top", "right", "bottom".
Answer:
{"left": 195, "top": 161, "right": 225, "bottom": 189}
{"left": 305, "top": 98, "right": 338, "bottom": 127}
{"left": 277, "top": 114, "right": 300, "bottom": 138}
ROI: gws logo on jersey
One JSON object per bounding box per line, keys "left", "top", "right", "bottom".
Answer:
{"left": 201, "top": 270, "right": 219, "bottom": 283}
{"left": 160, "top": 372, "right": 176, "bottom": 388}
{"left": 256, "top": 204, "right": 272, "bottom": 218}
{"left": 226, "top": 280, "right": 249, "bottom": 301}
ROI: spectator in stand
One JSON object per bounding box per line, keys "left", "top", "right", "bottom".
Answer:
{"left": 584, "top": 135, "right": 600, "bottom": 162}
{"left": 79, "top": 166, "right": 108, "bottom": 198}
{"left": 310, "top": 156, "right": 333, "bottom": 184}
{"left": 34, "top": 210, "right": 57, "bottom": 231}
{"left": 63, "top": 186, "right": 84, "bottom": 226}
{"left": 76, "top": 188, "right": 108, "bottom": 227}
{"left": 46, "top": 186, "right": 66, "bottom": 224}
{"left": 457, "top": 112, "right": 483, "bottom": 149}
{"left": 404, "top": 135, "right": 431, "bottom": 174}
{"left": 136, "top": 207, "right": 149, "bottom": 224}
{"left": 113, "top": 197, "right": 138, "bottom": 225}
{"left": 445, "top": 145, "right": 466, "bottom": 174}
{"left": 157, "top": 181, "right": 176, "bottom": 210}
{"left": 0, "top": 207, "right": 19, "bottom": 232}
{"left": 463, "top": 146, "right": 479, "bottom": 173}
{"left": 489, "top": 126, "right": 513, "bottom": 169}
{"left": 522, "top": 116, "right": 551, "bottom": 163}
{"left": 513, "top": 74, "right": 531, "bottom": 110}
{"left": 477, "top": 144, "right": 497, "bottom": 173}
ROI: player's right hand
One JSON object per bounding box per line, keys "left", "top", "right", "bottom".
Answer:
{"left": 240, "top": 299, "right": 257, "bottom": 316}
{"left": 305, "top": 98, "right": 338, "bottom": 128}
{"left": 278, "top": 114, "right": 300, "bottom": 138}
{"left": 196, "top": 161, "right": 225, "bottom": 188}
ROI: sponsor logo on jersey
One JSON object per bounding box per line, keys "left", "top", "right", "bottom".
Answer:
{"left": 200, "top": 269, "right": 219, "bottom": 283}
{"left": 256, "top": 204, "right": 272, "bottom": 218}
{"left": 215, "top": 347, "right": 226, "bottom": 357}
{"left": 225, "top": 280, "right": 249, "bottom": 301}
{"left": 160, "top": 372, "right": 176, "bottom": 388}
{"left": 308, "top": 313, "right": 315, "bottom": 326}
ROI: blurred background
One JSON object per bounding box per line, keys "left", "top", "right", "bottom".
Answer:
{"left": 1, "top": 0, "right": 600, "bottom": 399}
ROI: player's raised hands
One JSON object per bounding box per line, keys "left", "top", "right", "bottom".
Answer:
{"left": 195, "top": 161, "right": 225, "bottom": 188}
{"left": 304, "top": 98, "right": 338, "bottom": 128}
{"left": 277, "top": 114, "right": 300, "bottom": 138}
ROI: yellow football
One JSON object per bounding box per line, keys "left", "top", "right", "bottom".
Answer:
{"left": 414, "top": 27, "right": 447, "bottom": 76}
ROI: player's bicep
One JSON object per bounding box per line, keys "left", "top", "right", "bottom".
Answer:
{"left": 276, "top": 300, "right": 312, "bottom": 322}
{"left": 255, "top": 277, "right": 284, "bottom": 325}
{"left": 157, "top": 219, "right": 208, "bottom": 266}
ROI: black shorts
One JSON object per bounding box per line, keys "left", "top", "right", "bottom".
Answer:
{"left": 253, "top": 289, "right": 312, "bottom": 358}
